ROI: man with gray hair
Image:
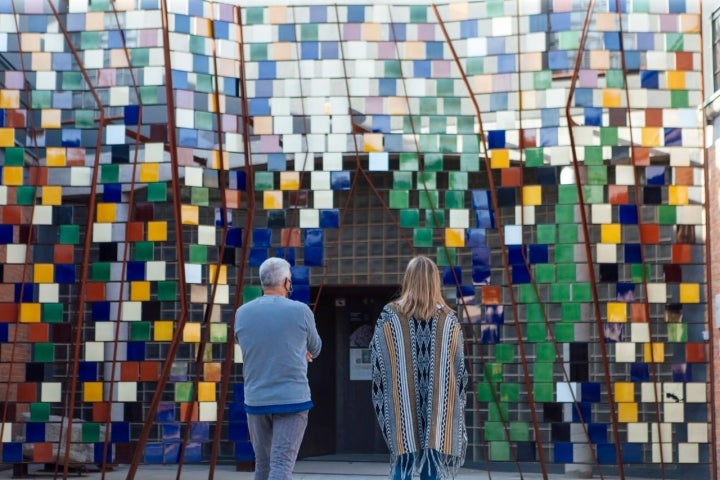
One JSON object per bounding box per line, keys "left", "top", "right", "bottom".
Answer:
{"left": 234, "top": 257, "right": 322, "bottom": 480}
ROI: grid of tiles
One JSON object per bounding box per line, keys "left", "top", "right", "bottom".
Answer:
{"left": 0, "top": 0, "right": 709, "bottom": 474}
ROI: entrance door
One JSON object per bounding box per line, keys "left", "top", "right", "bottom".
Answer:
{"left": 300, "top": 286, "right": 397, "bottom": 458}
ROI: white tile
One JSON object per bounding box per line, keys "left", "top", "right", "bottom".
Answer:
{"left": 85, "top": 341, "right": 105, "bottom": 361}
{"left": 299, "top": 209, "right": 319, "bottom": 228}
{"left": 40, "top": 382, "right": 62, "bottom": 402}
{"left": 198, "top": 225, "right": 216, "bottom": 245}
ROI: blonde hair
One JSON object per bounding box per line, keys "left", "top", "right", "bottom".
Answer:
{"left": 395, "top": 256, "right": 450, "bottom": 320}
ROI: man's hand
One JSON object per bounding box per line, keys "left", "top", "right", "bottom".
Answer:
{"left": 306, "top": 351, "right": 313, "bottom": 362}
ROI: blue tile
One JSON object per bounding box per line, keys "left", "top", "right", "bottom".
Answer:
{"left": 588, "top": 423, "right": 607, "bottom": 443}
{"left": 184, "top": 442, "right": 202, "bottom": 462}
{"left": 301, "top": 42, "right": 319, "bottom": 60}
{"left": 539, "top": 127, "right": 558, "bottom": 146}
{"left": 172, "top": 70, "right": 188, "bottom": 89}
{"left": 213, "top": 21, "right": 229, "bottom": 39}
{"left": 235, "top": 441, "right": 255, "bottom": 461}
{"left": 127, "top": 342, "right": 146, "bottom": 361}
{"left": 178, "top": 128, "right": 197, "bottom": 147}
{"left": 231, "top": 171, "right": 247, "bottom": 190}
{"left": 278, "top": 24, "right": 295, "bottom": 41}
{"left": 553, "top": 442, "right": 573, "bottom": 463}
{"left": 304, "top": 228, "right": 323, "bottom": 247}
{"left": 304, "top": 247, "right": 323, "bottom": 267}
{"left": 548, "top": 51, "right": 569, "bottom": 70}
{"left": 664, "top": 127, "right": 682, "bottom": 147}
{"left": 255, "top": 80, "right": 274, "bottom": 98}
{"left": 413, "top": 60, "right": 431, "bottom": 78}
{"left": 443, "top": 266, "right": 462, "bottom": 285}
{"left": 267, "top": 153, "right": 285, "bottom": 171}
{"left": 276, "top": 248, "right": 295, "bottom": 265}
{"left": 15, "top": 283, "right": 34, "bottom": 302}
{"left": 604, "top": 32, "right": 620, "bottom": 50}
{"left": 249, "top": 247, "right": 268, "bottom": 266}
{"left": 512, "top": 264, "right": 530, "bottom": 284}
{"left": 191, "top": 422, "right": 209, "bottom": 441}
{"left": 229, "top": 402, "right": 246, "bottom": 422}
{"left": 331, "top": 171, "right": 351, "bottom": 190}
{"left": 508, "top": 245, "right": 524, "bottom": 265}
{"left": 637, "top": 32, "right": 654, "bottom": 50}
{"left": 646, "top": 166, "right": 666, "bottom": 185}
{"left": 127, "top": 261, "right": 146, "bottom": 281}
{"left": 372, "top": 115, "right": 390, "bottom": 133}
{"left": 226, "top": 227, "right": 242, "bottom": 247}
{"left": 321, "top": 41, "right": 338, "bottom": 59}
{"left": 471, "top": 247, "right": 491, "bottom": 267}
{"left": 26, "top": 422, "right": 45, "bottom": 442}
{"left": 624, "top": 244, "right": 642, "bottom": 263}
{"left": 426, "top": 42, "right": 443, "bottom": 59}
{"left": 94, "top": 442, "right": 112, "bottom": 464}
{"left": 581, "top": 382, "right": 601, "bottom": 402}
{"left": 541, "top": 108, "right": 560, "bottom": 127}
{"left": 529, "top": 14, "right": 547, "bottom": 32}
{"left": 619, "top": 205, "right": 638, "bottom": 224}
{"left": 53, "top": 91, "right": 73, "bottom": 108}
{"left": 55, "top": 264, "right": 76, "bottom": 283}
{"left": 624, "top": 51, "right": 640, "bottom": 70}
{"left": 466, "top": 228, "right": 486, "bottom": 247}
{"left": 460, "top": 20, "right": 477, "bottom": 38}
{"left": 229, "top": 421, "right": 249, "bottom": 441}
{"left": 630, "top": 362, "right": 650, "bottom": 382}
{"left": 290, "top": 266, "right": 309, "bottom": 285}
{"left": 252, "top": 228, "right": 272, "bottom": 247}
{"left": 310, "top": 5, "right": 327, "bottom": 22}
{"left": 609, "top": 0, "right": 627, "bottom": 12}
{"left": 192, "top": 54, "right": 209, "bottom": 74}
{"left": 471, "top": 190, "right": 491, "bottom": 209}
{"left": 2, "top": 443, "right": 22, "bottom": 463}
{"left": 379, "top": 78, "right": 396, "bottom": 96}
{"left": 490, "top": 93, "right": 508, "bottom": 111}
{"left": 574, "top": 89, "right": 593, "bottom": 107}
{"left": 616, "top": 283, "right": 635, "bottom": 299}
{"left": 79, "top": 362, "right": 98, "bottom": 381}
{"left": 111, "top": 422, "right": 130, "bottom": 442}
{"left": 347, "top": 5, "right": 365, "bottom": 22}
{"left": 162, "top": 423, "right": 181, "bottom": 442}
{"left": 472, "top": 266, "right": 491, "bottom": 284}
{"left": 389, "top": 23, "right": 406, "bottom": 41}
{"left": 53, "top": 53, "right": 73, "bottom": 71}
{"left": 572, "top": 402, "right": 592, "bottom": 423}
{"left": 497, "top": 54, "right": 515, "bottom": 73}
{"left": 529, "top": 244, "right": 548, "bottom": 263}
{"left": 124, "top": 105, "right": 140, "bottom": 125}
{"left": 621, "top": 443, "right": 642, "bottom": 463}
{"left": 258, "top": 61, "right": 277, "bottom": 79}
{"left": 597, "top": 443, "right": 617, "bottom": 464}
{"left": 233, "top": 383, "right": 245, "bottom": 402}
{"left": 550, "top": 12, "right": 570, "bottom": 31}
{"left": 163, "top": 442, "right": 180, "bottom": 463}
{"left": 62, "top": 128, "right": 81, "bottom": 147}
{"left": 156, "top": 402, "right": 175, "bottom": 422}
{"left": 640, "top": 70, "right": 659, "bottom": 89}
{"left": 585, "top": 107, "right": 602, "bottom": 126}
{"left": 103, "top": 183, "right": 122, "bottom": 202}
{"left": 249, "top": 98, "right": 270, "bottom": 116}
{"left": 536, "top": 167, "right": 557, "bottom": 185}
{"left": 487, "top": 130, "right": 505, "bottom": 149}
{"left": 290, "top": 285, "right": 310, "bottom": 303}
{"left": 319, "top": 209, "right": 339, "bottom": 228}
{"left": 669, "top": 0, "right": 685, "bottom": 13}
{"left": 92, "top": 302, "right": 111, "bottom": 321}
{"left": 174, "top": 14, "right": 190, "bottom": 33}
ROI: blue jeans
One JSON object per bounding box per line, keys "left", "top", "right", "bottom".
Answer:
{"left": 247, "top": 410, "right": 309, "bottom": 480}
{"left": 393, "top": 452, "right": 439, "bottom": 480}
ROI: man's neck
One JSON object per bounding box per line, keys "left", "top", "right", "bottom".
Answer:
{"left": 263, "top": 287, "right": 286, "bottom": 297}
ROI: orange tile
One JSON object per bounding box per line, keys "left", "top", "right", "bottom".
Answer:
{"left": 92, "top": 402, "right": 111, "bottom": 422}
{"left": 633, "top": 147, "right": 650, "bottom": 166}
{"left": 33, "top": 443, "right": 54, "bottom": 463}
{"left": 2, "top": 206, "right": 21, "bottom": 224}
{"left": 121, "top": 361, "right": 139, "bottom": 381}
{"left": 281, "top": 228, "right": 301, "bottom": 247}
{"left": 140, "top": 361, "right": 159, "bottom": 381}
{"left": 28, "top": 324, "right": 49, "bottom": 342}
{"left": 674, "top": 166, "right": 694, "bottom": 185}
{"left": 686, "top": 343, "right": 706, "bottom": 363}
{"left": 639, "top": 224, "right": 659, "bottom": 244}
{"left": 204, "top": 362, "right": 221, "bottom": 382}
{"left": 180, "top": 402, "right": 198, "bottom": 422}
{"left": 671, "top": 244, "right": 691, "bottom": 263}
{"left": 225, "top": 190, "right": 241, "bottom": 209}
{"left": 675, "top": 52, "right": 693, "bottom": 71}
{"left": 28, "top": 166, "right": 48, "bottom": 186}
{"left": 86, "top": 282, "right": 106, "bottom": 302}
{"left": 126, "top": 222, "right": 145, "bottom": 242}
{"left": 54, "top": 245, "right": 74, "bottom": 263}
{"left": 481, "top": 286, "right": 501, "bottom": 305}
{"left": 630, "top": 303, "right": 647, "bottom": 323}
{"left": 501, "top": 167, "right": 522, "bottom": 187}
{"left": 608, "top": 185, "right": 628, "bottom": 204}
{"left": 520, "top": 129, "right": 536, "bottom": 148}
{"left": 645, "top": 109, "right": 663, "bottom": 127}
{"left": 66, "top": 148, "right": 86, "bottom": 166}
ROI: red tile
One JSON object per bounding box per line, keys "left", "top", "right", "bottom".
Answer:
{"left": 608, "top": 185, "right": 628, "bottom": 204}
{"left": 645, "top": 109, "right": 663, "bottom": 127}
{"left": 121, "top": 362, "right": 139, "bottom": 381}
{"left": 54, "top": 245, "right": 74, "bottom": 264}
{"left": 17, "top": 383, "right": 37, "bottom": 403}
{"left": 671, "top": 244, "right": 691, "bottom": 263}
{"left": 686, "top": 343, "right": 706, "bottom": 363}
{"left": 126, "top": 222, "right": 145, "bottom": 242}
{"left": 640, "top": 224, "right": 659, "bottom": 244}
{"left": 92, "top": 402, "right": 111, "bottom": 422}
{"left": 140, "top": 361, "right": 159, "bottom": 381}
{"left": 86, "top": 282, "right": 106, "bottom": 302}
{"left": 675, "top": 52, "right": 693, "bottom": 71}
{"left": 501, "top": 167, "right": 522, "bottom": 187}
{"left": 2, "top": 206, "right": 22, "bottom": 224}
{"left": 28, "top": 324, "right": 49, "bottom": 343}
{"left": 630, "top": 303, "right": 647, "bottom": 323}
{"left": 33, "top": 443, "right": 54, "bottom": 463}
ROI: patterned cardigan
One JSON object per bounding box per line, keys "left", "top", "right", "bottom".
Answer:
{"left": 370, "top": 303, "right": 468, "bottom": 478}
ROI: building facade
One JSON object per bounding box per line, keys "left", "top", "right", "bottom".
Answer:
{"left": 0, "top": 0, "right": 712, "bottom": 477}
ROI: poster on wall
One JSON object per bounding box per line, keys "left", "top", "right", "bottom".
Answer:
{"left": 349, "top": 307, "right": 375, "bottom": 381}
{"left": 349, "top": 348, "right": 372, "bottom": 380}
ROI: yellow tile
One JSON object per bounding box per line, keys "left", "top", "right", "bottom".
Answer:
{"left": 131, "top": 281, "right": 151, "bottom": 301}
{"left": 19, "top": 303, "right": 41, "bottom": 323}
{"left": 0, "top": 90, "right": 20, "bottom": 109}
{"left": 606, "top": 302, "right": 626, "bottom": 323}
{"left": 614, "top": 382, "right": 634, "bottom": 402}
{"left": 84, "top": 382, "right": 104, "bottom": 402}
{"left": 198, "top": 382, "right": 216, "bottom": 402}
{"left": 522, "top": 185, "right": 542, "bottom": 206}
{"left": 34, "top": 264, "right": 54, "bottom": 284}
{"left": 600, "top": 224, "right": 621, "bottom": 244}
{"left": 602, "top": 89, "right": 621, "bottom": 107}
{"left": 641, "top": 128, "right": 661, "bottom": 147}
{"left": 209, "top": 264, "right": 227, "bottom": 284}
{"left": 0, "top": 128, "right": 15, "bottom": 148}
{"left": 490, "top": 149, "right": 509, "bottom": 169}
{"left": 643, "top": 342, "right": 664, "bottom": 363}
{"left": 3, "top": 166, "right": 24, "bottom": 185}
{"left": 363, "top": 133, "right": 383, "bottom": 152}
{"left": 667, "top": 71, "right": 685, "bottom": 90}
{"left": 42, "top": 186, "right": 62, "bottom": 205}
{"left": 96, "top": 203, "right": 116, "bottom": 223}
{"left": 280, "top": 171, "right": 300, "bottom": 191}
{"left": 679, "top": 283, "right": 700, "bottom": 303}
{"left": 263, "top": 190, "right": 282, "bottom": 209}
{"left": 445, "top": 228, "right": 465, "bottom": 247}
{"left": 46, "top": 147, "right": 66, "bottom": 167}
{"left": 618, "top": 402, "right": 638, "bottom": 423}
{"left": 41, "top": 109, "right": 61, "bottom": 128}
{"left": 668, "top": 185, "right": 688, "bottom": 205}
{"left": 182, "top": 205, "right": 199, "bottom": 225}
{"left": 147, "top": 221, "right": 167, "bottom": 241}
{"left": 154, "top": 321, "right": 174, "bottom": 341}
{"left": 183, "top": 323, "right": 201, "bottom": 343}
{"left": 139, "top": 163, "right": 159, "bottom": 182}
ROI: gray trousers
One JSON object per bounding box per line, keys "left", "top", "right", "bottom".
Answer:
{"left": 247, "top": 410, "right": 309, "bottom": 480}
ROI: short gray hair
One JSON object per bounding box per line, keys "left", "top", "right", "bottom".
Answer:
{"left": 259, "top": 257, "right": 291, "bottom": 288}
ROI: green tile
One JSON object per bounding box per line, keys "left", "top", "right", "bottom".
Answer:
{"left": 254, "top": 171, "right": 274, "bottom": 190}
{"left": 533, "top": 71, "right": 552, "bottom": 90}
{"left": 460, "top": 154, "right": 479, "bottom": 171}
{"left": 245, "top": 7, "right": 264, "bottom": 24}
{"left": 555, "top": 245, "right": 574, "bottom": 263}
{"left": 419, "top": 97, "right": 438, "bottom": 115}
{"left": 557, "top": 264, "right": 576, "bottom": 283}
{"left": 91, "top": 262, "right": 111, "bottom": 282}
{"left": 399, "top": 153, "right": 419, "bottom": 171}
{"left": 89, "top": 0, "right": 110, "bottom": 10}
{"left": 429, "top": 116, "right": 446, "bottom": 134}
{"left": 572, "top": 283, "right": 592, "bottom": 302}
{"left": 509, "top": 422, "right": 530, "bottom": 441}
{"left": 536, "top": 224, "right": 556, "bottom": 244}
{"left": 134, "top": 241, "right": 154, "bottom": 261}
{"left": 461, "top": 135, "right": 479, "bottom": 152}
{"left": 417, "top": 172, "right": 437, "bottom": 189}
{"left": 558, "top": 185, "right": 578, "bottom": 204}
{"left": 413, "top": 228, "right": 433, "bottom": 247}
{"left": 495, "top": 344, "right": 515, "bottom": 363}
{"left": 600, "top": 127, "right": 618, "bottom": 146}
{"left": 130, "top": 322, "right": 151, "bottom": 341}
{"left": 131, "top": 48, "right": 150, "bottom": 67}
{"left": 558, "top": 31, "right": 579, "bottom": 49}
{"left": 62, "top": 72, "right": 84, "bottom": 90}
{"left": 518, "top": 284, "right": 538, "bottom": 303}
{"left": 536, "top": 343, "right": 556, "bottom": 362}
{"left": 488, "top": 402, "right": 508, "bottom": 422}
{"left": 486, "top": 0, "right": 505, "bottom": 16}
{"left": 558, "top": 224, "right": 577, "bottom": 243}
{"left": 555, "top": 323, "right": 575, "bottom": 342}
{"left": 667, "top": 323, "right": 687, "bottom": 342}
{"left": 419, "top": 134, "right": 439, "bottom": 152}
{"left": 175, "top": 382, "right": 193, "bottom": 402}
{"left": 59, "top": 225, "right": 80, "bottom": 244}
{"left": 5, "top": 148, "right": 24, "bottom": 166}
{"left": 147, "top": 182, "right": 167, "bottom": 202}
{"left": 403, "top": 115, "right": 421, "bottom": 133}
{"left": 561, "top": 303, "right": 581, "bottom": 322}
{"left": 436, "top": 79, "right": 454, "bottom": 97}
{"left": 445, "top": 191, "right": 465, "bottom": 209}
{"left": 583, "top": 185, "right": 604, "bottom": 204}
{"left": 526, "top": 324, "right": 546, "bottom": 342}
{"left": 525, "top": 148, "right": 544, "bottom": 166}
{"left": 300, "top": 24, "right": 318, "bottom": 40}
{"left": 389, "top": 190, "right": 409, "bottom": 209}
{"left": 194, "top": 111, "right": 213, "bottom": 130}
{"left": 189, "top": 36, "right": 206, "bottom": 55}
{"left": 658, "top": 205, "right": 676, "bottom": 224}
{"left": 32, "top": 91, "right": 52, "bottom": 109}
{"left": 535, "top": 263, "right": 556, "bottom": 283}
{"left": 210, "top": 323, "right": 227, "bottom": 343}
{"left": 42, "top": 303, "right": 63, "bottom": 323}
{"left": 425, "top": 210, "right": 444, "bottom": 228}
{"left": 500, "top": 382, "right": 519, "bottom": 402}
{"left": 82, "top": 423, "right": 101, "bottom": 443}
{"left": 16, "top": 186, "right": 35, "bottom": 205}
{"left": 409, "top": 4, "right": 427, "bottom": 22}
{"left": 444, "top": 98, "right": 461, "bottom": 115}
{"left": 436, "top": 247, "right": 455, "bottom": 266}
{"left": 484, "top": 422, "right": 505, "bottom": 441}
{"left": 75, "top": 110, "right": 95, "bottom": 128}
{"left": 587, "top": 166, "right": 607, "bottom": 185}
{"left": 424, "top": 154, "right": 443, "bottom": 171}
{"left": 457, "top": 116, "right": 475, "bottom": 133}
{"left": 533, "top": 382, "right": 553, "bottom": 402}
{"left": 393, "top": 171, "right": 413, "bottom": 189}
{"left": 605, "top": 70, "right": 625, "bottom": 88}
{"left": 250, "top": 43, "right": 268, "bottom": 61}
{"left": 139, "top": 86, "right": 159, "bottom": 104}
{"left": 196, "top": 74, "right": 213, "bottom": 93}
{"left": 157, "top": 281, "right": 177, "bottom": 301}
{"left": 550, "top": 284, "right": 570, "bottom": 302}
{"left": 466, "top": 57, "right": 484, "bottom": 75}
{"left": 477, "top": 382, "right": 495, "bottom": 402}
{"left": 189, "top": 244, "right": 207, "bottom": 263}
{"left": 418, "top": 190, "right": 438, "bottom": 209}
{"left": 584, "top": 146, "right": 603, "bottom": 164}
{"left": 399, "top": 209, "right": 419, "bottom": 228}
{"left": 632, "top": 0, "right": 650, "bottom": 12}
{"left": 483, "top": 363, "right": 503, "bottom": 382}
{"left": 555, "top": 204, "right": 575, "bottom": 223}
{"left": 670, "top": 90, "right": 688, "bottom": 108}
{"left": 81, "top": 31, "right": 100, "bottom": 49}
{"left": 666, "top": 33, "right": 683, "bottom": 52}
{"left": 631, "top": 264, "right": 652, "bottom": 283}
{"left": 34, "top": 343, "right": 54, "bottom": 362}
{"left": 526, "top": 303, "right": 545, "bottom": 323}
{"left": 384, "top": 60, "right": 401, "bottom": 78}
{"left": 30, "top": 402, "right": 50, "bottom": 422}
{"left": 533, "top": 362, "right": 553, "bottom": 382}
{"left": 448, "top": 171, "right": 468, "bottom": 190}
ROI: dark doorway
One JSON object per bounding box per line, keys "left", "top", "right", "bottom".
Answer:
{"left": 300, "top": 286, "right": 398, "bottom": 459}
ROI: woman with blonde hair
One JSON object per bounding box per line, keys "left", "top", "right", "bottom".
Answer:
{"left": 370, "top": 256, "right": 468, "bottom": 480}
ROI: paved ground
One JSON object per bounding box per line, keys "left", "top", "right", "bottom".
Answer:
{"left": 0, "top": 460, "right": 670, "bottom": 479}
